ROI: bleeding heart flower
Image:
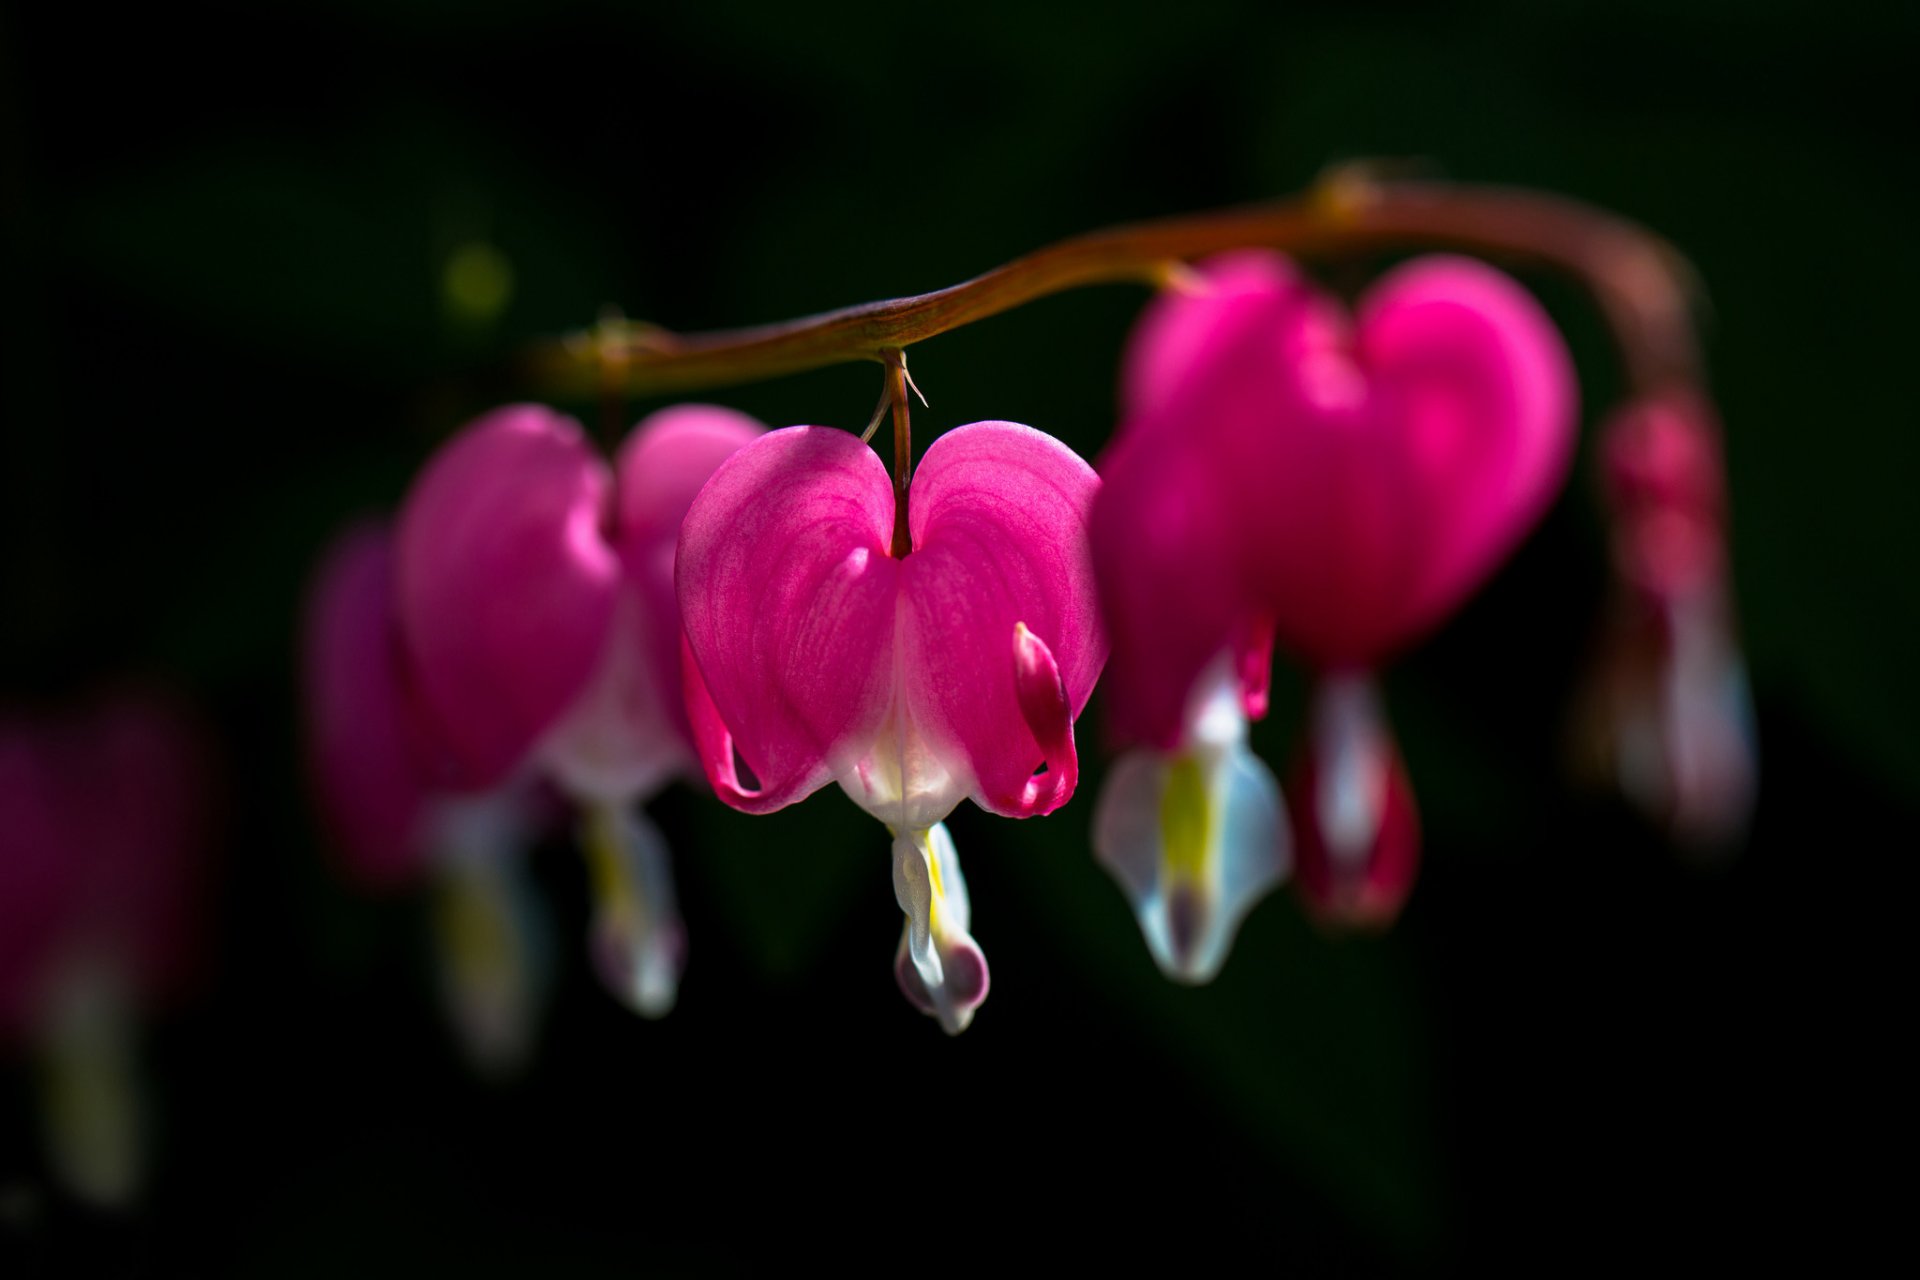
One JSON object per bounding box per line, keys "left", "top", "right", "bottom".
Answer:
{"left": 393, "top": 401, "right": 762, "bottom": 1019}
{"left": 0, "top": 690, "right": 212, "bottom": 1205}
{"left": 303, "top": 520, "right": 554, "bottom": 1074}
{"left": 304, "top": 401, "right": 761, "bottom": 1046}
{"left": 1576, "top": 390, "right": 1755, "bottom": 850}
{"left": 1092, "top": 250, "right": 1576, "bottom": 961}
{"left": 676, "top": 421, "right": 1104, "bottom": 1033}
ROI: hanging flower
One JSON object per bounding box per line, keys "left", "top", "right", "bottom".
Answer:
{"left": 304, "top": 401, "right": 762, "bottom": 1048}
{"left": 0, "top": 690, "right": 212, "bottom": 1205}
{"left": 676, "top": 422, "right": 1104, "bottom": 1033}
{"left": 1575, "top": 389, "right": 1756, "bottom": 850}
{"left": 1092, "top": 250, "right": 1576, "bottom": 961}
{"left": 303, "top": 521, "right": 554, "bottom": 1075}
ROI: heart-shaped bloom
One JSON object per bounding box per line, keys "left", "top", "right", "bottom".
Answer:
{"left": 303, "top": 521, "right": 554, "bottom": 1074}
{"left": 677, "top": 422, "right": 1104, "bottom": 1032}
{"left": 1093, "top": 251, "right": 1575, "bottom": 962}
{"left": 0, "top": 691, "right": 211, "bottom": 1205}
{"left": 311, "top": 402, "right": 762, "bottom": 1036}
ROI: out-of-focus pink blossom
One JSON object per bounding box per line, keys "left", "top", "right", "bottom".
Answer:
{"left": 393, "top": 402, "right": 762, "bottom": 1018}
{"left": 302, "top": 521, "right": 451, "bottom": 891}
{"left": 677, "top": 422, "right": 1103, "bottom": 1032}
{"left": 0, "top": 690, "right": 213, "bottom": 1204}
{"left": 302, "top": 519, "right": 552, "bottom": 1073}
{"left": 303, "top": 404, "right": 761, "bottom": 1052}
{"left": 1092, "top": 251, "right": 1575, "bottom": 960}
{"left": 395, "top": 403, "right": 762, "bottom": 807}
{"left": 0, "top": 692, "right": 211, "bottom": 1041}
{"left": 1579, "top": 390, "right": 1755, "bottom": 850}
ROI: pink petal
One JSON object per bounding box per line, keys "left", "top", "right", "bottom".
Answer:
{"left": 73, "top": 693, "right": 213, "bottom": 1004}
{"left": 0, "top": 727, "right": 76, "bottom": 1037}
{"left": 899, "top": 422, "right": 1105, "bottom": 817}
{"left": 1011, "top": 623, "right": 1077, "bottom": 815}
{"left": 395, "top": 405, "right": 621, "bottom": 788}
{"left": 1092, "top": 417, "right": 1253, "bottom": 750}
{"left": 676, "top": 426, "right": 900, "bottom": 813}
{"left": 302, "top": 521, "right": 437, "bottom": 888}
{"left": 1098, "top": 251, "right": 1576, "bottom": 741}
{"left": 0, "top": 693, "right": 213, "bottom": 1030}
{"left": 1232, "top": 615, "right": 1276, "bottom": 722}
{"left": 1355, "top": 256, "right": 1577, "bottom": 640}
{"left": 1120, "top": 249, "right": 1313, "bottom": 426}
{"left": 610, "top": 404, "right": 766, "bottom": 757}
{"left": 1600, "top": 390, "right": 1727, "bottom": 601}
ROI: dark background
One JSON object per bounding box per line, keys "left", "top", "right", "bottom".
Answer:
{"left": 2, "top": 0, "right": 1913, "bottom": 1272}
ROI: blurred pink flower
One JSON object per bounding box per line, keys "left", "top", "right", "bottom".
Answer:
{"left": 303, "top": 519, "right": 552, "bottom": 1073}
{"left": 0, "top": 689, "right": 213, "bottom": 1204}
{"left": 677, "top": 422, "right": 1104, "bottom": 1032}
{"left": 303, "top": 403, "right": 762, "bottom": 1062}
{"left": 1092, "top": 251, "right": 1575, "bottom": 965}
{"left": 1578, "top": 390, "right": 1755, "bottom": 850}
{"left": 395, "top": 401, "right": 762, "bottom": 1019}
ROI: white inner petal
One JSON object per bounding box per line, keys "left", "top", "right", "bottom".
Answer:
{"left": 1093, "top": 657, "right": 1288, "bottom": 984}
{"left": 1313, "top": 674, "right": 1388, "bottom": 871}
{"left": 538, "top": 592, "right": 686, "bottom": 808}
{"left": 581, "top": 801, "right": 684, "bottom": 1019}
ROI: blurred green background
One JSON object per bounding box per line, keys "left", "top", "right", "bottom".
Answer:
{"left": 2, "top": 0, "right": 1911, "bottom": 1272}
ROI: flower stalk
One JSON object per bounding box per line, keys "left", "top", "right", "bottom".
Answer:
{"left": 522, "top": 170, "right": 1704, "bottom": 403}
{"left": 883, "top": 349, "right": 913, "bottom": 559}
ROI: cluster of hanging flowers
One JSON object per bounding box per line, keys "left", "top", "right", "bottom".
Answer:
{"left": 301, "top": 176, "right": 1755, "bottom": 1041}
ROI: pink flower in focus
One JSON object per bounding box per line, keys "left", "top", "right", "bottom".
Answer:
{"left": 1092, "top": 251, "right": 1576, "bottom": 966}
{"left": 0, "top": 690, "right": 213, "bottom": 1204}
{"left": 676, "top": 422, "right": 1104, "bottom": 1033}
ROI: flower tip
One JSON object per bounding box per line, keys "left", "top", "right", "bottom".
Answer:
{"left": 1290, "top": 761, "right": 1420, "bottom": 934}
{"left": 593, "top": 921, "right": 684, "bottom": 1019}
{"left": 888, "top": 824, "right": 989, "bottom": 1033}
{"left": 1093, "top": 672, "right": 1289, "bottom": 986}
{"left": 1157, "top": 884, "right": 1221, "bottom": 985}
{"left": 1289, "top": 675, "right": 1421, "bottom": 932}
{"left": 894, "top": 930, "right": 989, "bottom": 1035}
{"left": 582, "top": 804, "right": 686, "bottom": 1019}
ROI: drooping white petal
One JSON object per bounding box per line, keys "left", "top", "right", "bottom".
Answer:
{"left": 1311, "top": 673, "right": 1389, "bottom": 873}
{"left": 891, "top": 826, "right": 940, "bottom": 988}
{"left": 891, "top": 823, "right": 990, "bottom": 1034}
{"left": 426, "top": 795, "right": 550, "bottom": 1079}
{"left": 33, "top": 955, "right": 143, "bottom": 1207}
{"left": 1093, "top": 665, "right": 1289, "bottom": 984}
{"left": 539, "top": 594, "right": 688, "bottom": 809}
{"left": 1654, "top": 596, "right": 1757, "bottom": 851}
{"left": 580, "top": 801, "right": 685, "bottom": 1019}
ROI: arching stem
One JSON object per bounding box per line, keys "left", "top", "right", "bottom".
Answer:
{"left": 523, "top": 170, "right": 1704, "bottom": 404}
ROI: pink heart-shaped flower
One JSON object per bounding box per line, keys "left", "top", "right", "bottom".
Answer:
{"left": 393, "top": 403, "right": 763, "bottom": 796}
{"left": 677, "top": 421, "right": 1105, "bottom": 825}
{"left": 1097, "top": 251, "right": 1576, "bottom": 747}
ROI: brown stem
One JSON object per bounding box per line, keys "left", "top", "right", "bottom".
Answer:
{"left": 883, "top": 350, "right": 912, "bottom": 559}
{"left": 594, "top": 310, "right": 627, "bottom": 454}
{"left": 522, "top": 171, "right": 1705, "bottom": 403}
